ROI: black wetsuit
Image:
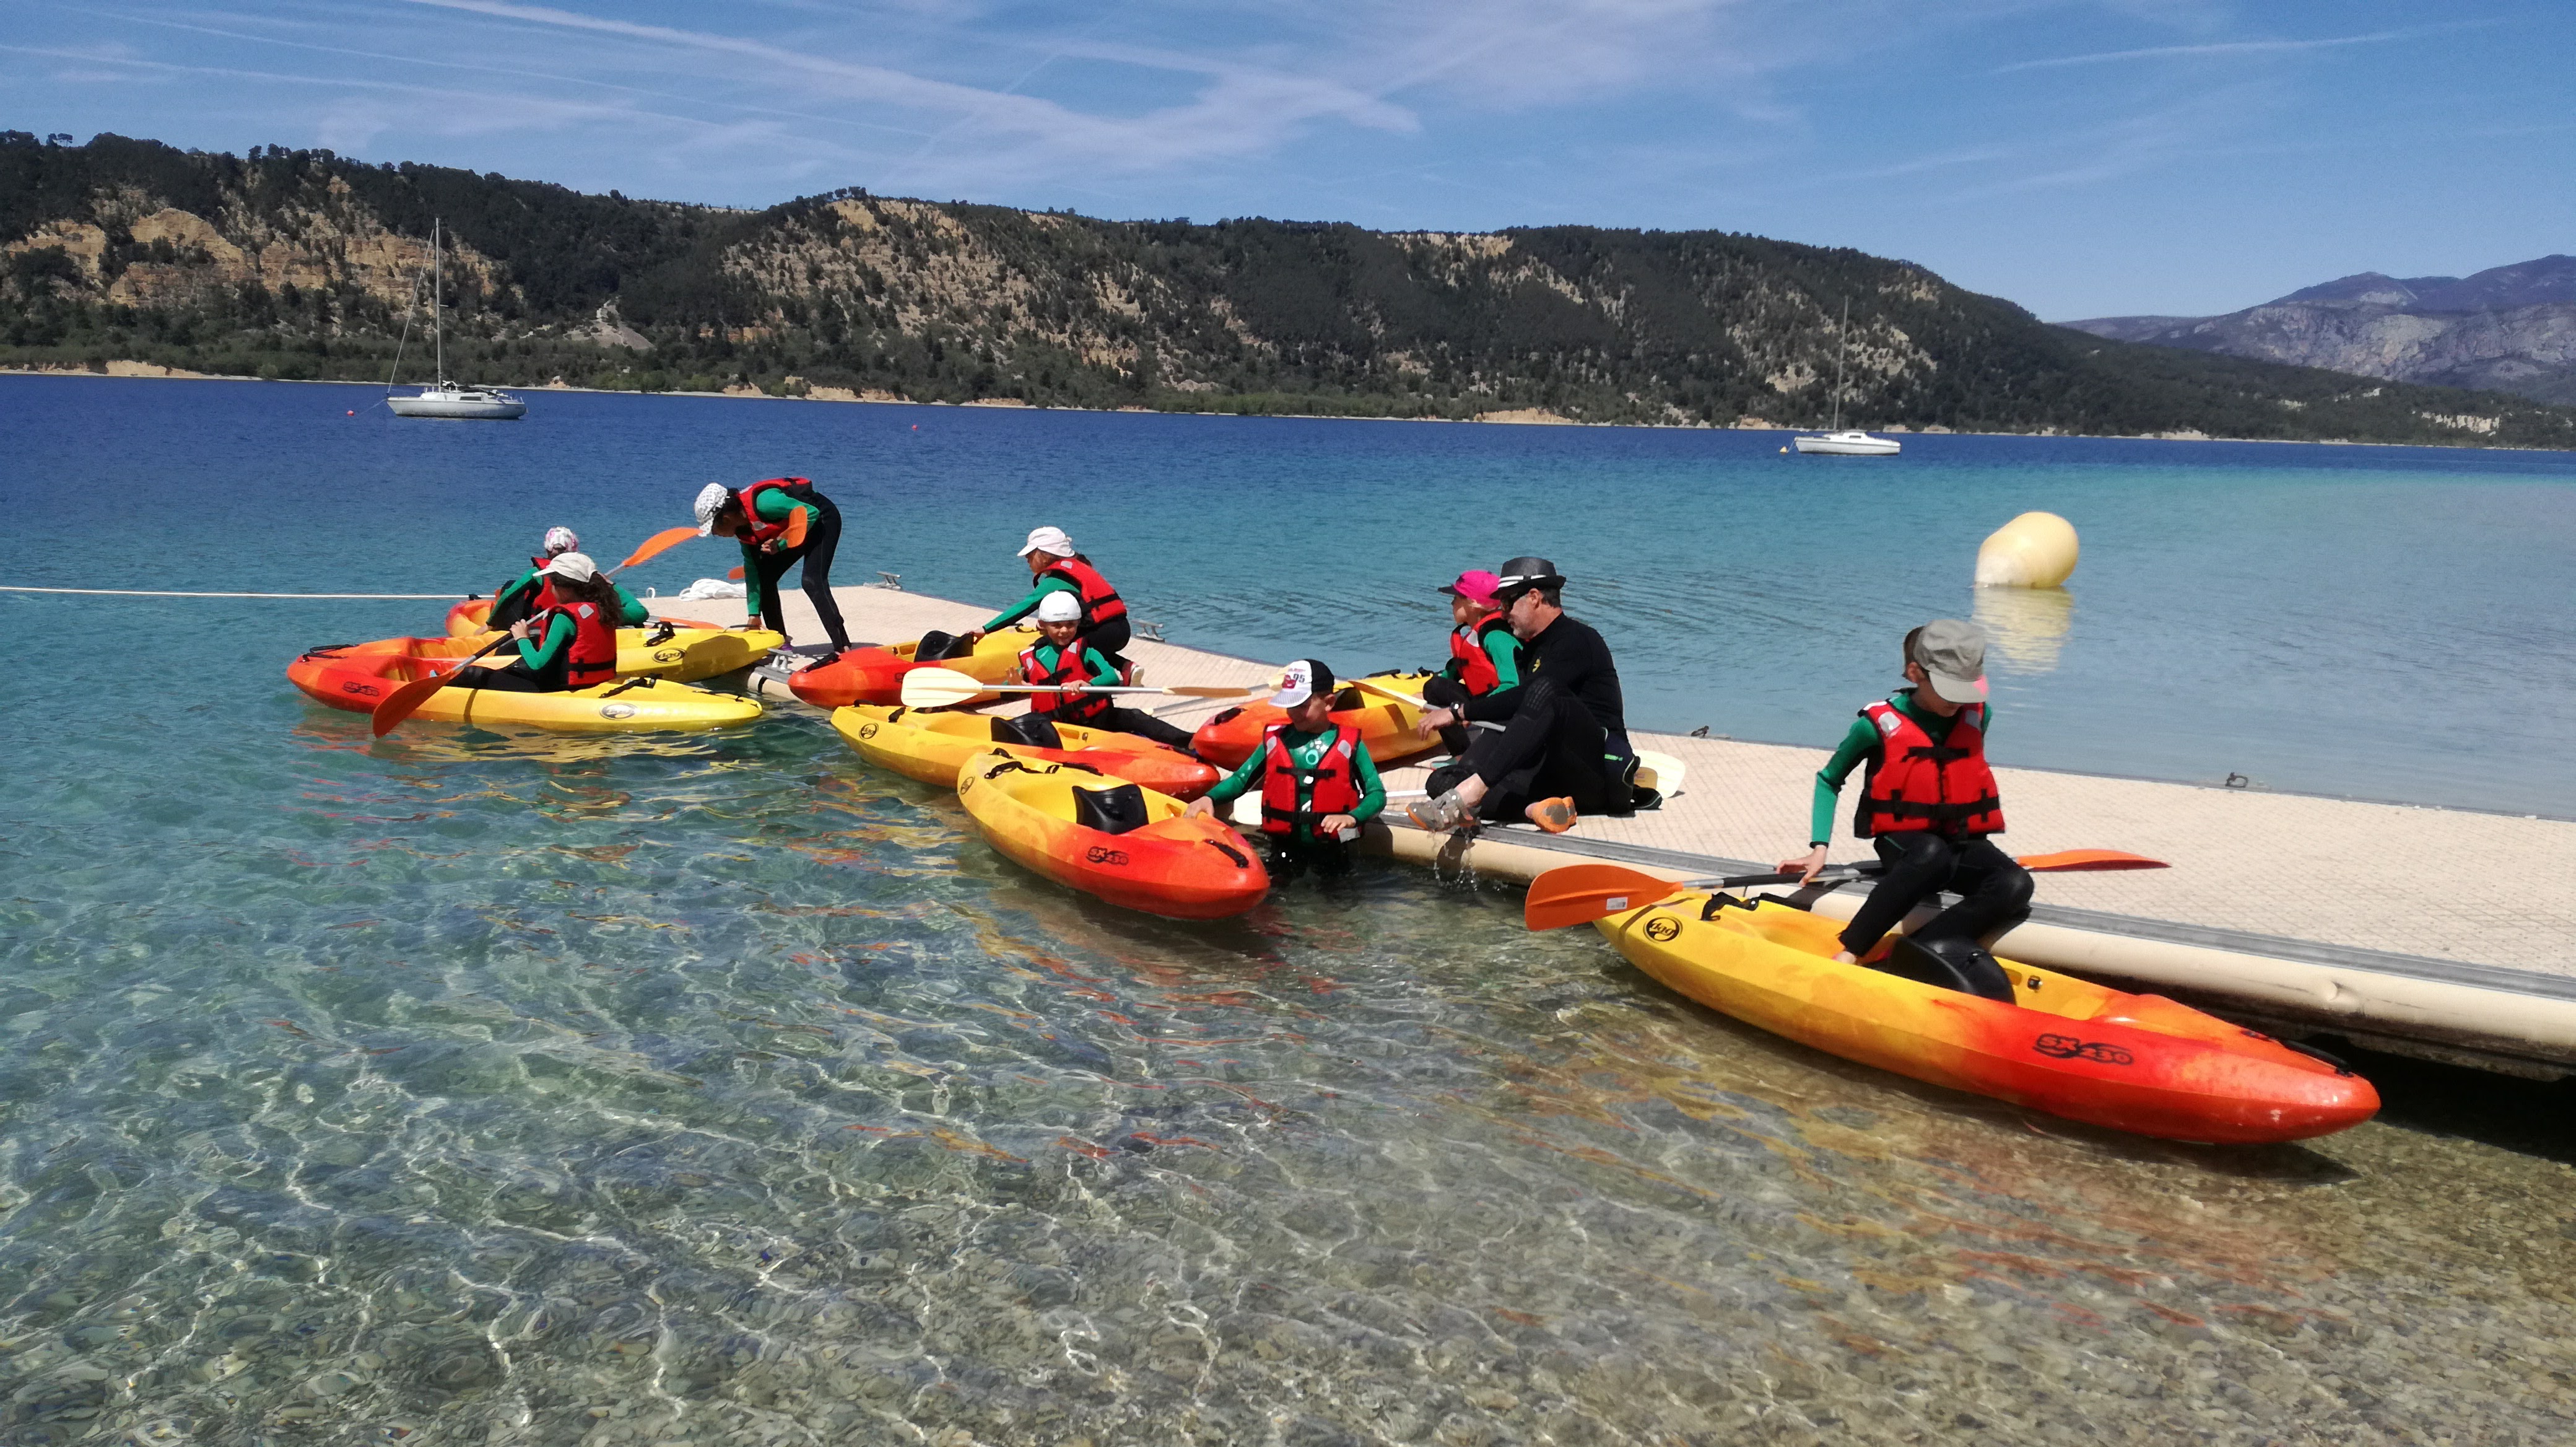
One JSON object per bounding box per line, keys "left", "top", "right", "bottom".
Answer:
{"left": 1436, "top": 612, "right": 1635, "bottom": 821}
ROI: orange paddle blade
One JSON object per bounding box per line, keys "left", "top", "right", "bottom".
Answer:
{"left": 2016, "top": 849, "right": 2167, "bottom": 871}
{"left": 728, "top": 566, "right": 746, "bottom": 580}
{"left": 783, "top": 507, "right": 809, "bottom": 549}
{"left": 617, "top": 525, "right": 700, "bottom": 572}
{"left": 1524, "top": 863, "right": 1690, "bottom": 931}
{"left": 372, "top": 637, "right": 508, "bottom": 735}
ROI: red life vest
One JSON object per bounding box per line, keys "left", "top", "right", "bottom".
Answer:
{"left": 540, "top": 600, "right": 621, "bottom": 690}
{"left": 1856, "top": 697, "right": 2005, "bottom": 837}
{"left": 1038, "top": 557, "right": 1127, "bottom": 627}
{"left": 1446, "top": 614, "right": 1515, "bottom": 696}
{"left": 734, "top": 478, "right": 819, "bottom": 548}
{"left": 1019, "top": 641, "right": 1110, "bottom": 723}
{"left": 1257, "top": 722, "right": 1364, "bottom": 836}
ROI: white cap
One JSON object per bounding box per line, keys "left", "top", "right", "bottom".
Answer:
{"left": 542, "top": 525, "right": 580, "bottom": 556}
{"left": 1017, "top": 525, "right": 1076, "bottom": 558}
{"left": 1035, "top": 590, "right": 1082, "bottom": 623}
{"left": 542, "top": 551, "right": 598, "bottom": 584}
{"left": 1268, "top": 658, "right": 1319, "bottom": 708}
{"left": 694, "top": 483, "right": 733, "bottom": 536}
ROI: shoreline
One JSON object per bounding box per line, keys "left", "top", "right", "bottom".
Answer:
{"left": 6, "top": 364, "right": 2566, "bottom": 453}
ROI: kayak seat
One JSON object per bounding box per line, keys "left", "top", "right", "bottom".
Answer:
{"left": 1072, "top": 782, "right": 1150, "bottom": 836}
{"left": 1875, "top": 935, "right": 2017, "bottom": 1003}
{"left": 994, "top": 714, "right": 1064, "bottom": 750}
{"left": 915, "top": 630, "right": 980, "bottom": 662}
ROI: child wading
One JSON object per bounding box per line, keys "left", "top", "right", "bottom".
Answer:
{"left": 1188, "top": 660, "right": 1386, "bottom": 882}
{"left": 1782, "top": 619, "right": 2031, "bottom": 1002}
{"left": 964, "top": 527, "right": 1135, "bottom": 681}
{"left": 1418, "top": 569, "right": 1521, "bottom": 756}
{"left": 445, "top": 553, "right": 624, "bottom": 694}
{"left": 693, "top": 477, "right": 854, "bottom": 658}
{"left": 1009, "top": 591, "right": 1196, "bottom": 751}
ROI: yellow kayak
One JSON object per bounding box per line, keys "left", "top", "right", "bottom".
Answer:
{"left": 290, "top": 639, "right": 765, "bottom": 732}
{"left": 445, "top": 598, "right": 781, "bottom": 682}
{"left": 833, "top": 705, "right": 1223, "bottom": 797}
{"left": 956, "top": 750, "right": 1267, "bottom": 919}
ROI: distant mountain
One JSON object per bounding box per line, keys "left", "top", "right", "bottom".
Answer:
{"left": 7, "top": 131, "right": 2575, "bottom": 447}
{"left": 2063, "top": 256, "right": 2576, "bottom": 406}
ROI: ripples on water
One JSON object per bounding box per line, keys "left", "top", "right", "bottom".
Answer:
{"left": 4, "top": 696, "right": 2575, "bottom": 1445}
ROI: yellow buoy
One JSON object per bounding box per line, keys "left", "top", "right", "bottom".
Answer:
{"left": 1975, "top": 511, "right": 2079, "bottom": 588}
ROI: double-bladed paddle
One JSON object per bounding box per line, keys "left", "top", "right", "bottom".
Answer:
{"left": 897, "top": 666, "right": 1259, "bottom": 711}
{"left": 370, "top": 635, "right": 511, "bottom": 737}
{"left": 616, "top": 526, "right": 700, "bottom": 573}
{"left": 1523, "top": 850, "right": 2167, "bottom": 931}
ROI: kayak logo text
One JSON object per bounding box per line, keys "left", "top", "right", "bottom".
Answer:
{"left": 1642, "top": 917, "right": 1682, "bottom": 943}
{"left": 2032, "top": 1034, "right": 2134, "bottom": 1066}
{"left": 1085, "top": 847, "right": 1130, "bottom": 867}
{"left": 340, "top": 681, "right": 382, "bottom": 697}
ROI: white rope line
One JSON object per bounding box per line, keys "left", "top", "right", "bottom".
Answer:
{"left": 0, "top": 586, "right": 464, "bottom": 599}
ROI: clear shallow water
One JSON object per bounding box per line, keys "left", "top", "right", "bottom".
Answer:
{"left": 2, "top": 377, "right": 2575, "bottom": 1443}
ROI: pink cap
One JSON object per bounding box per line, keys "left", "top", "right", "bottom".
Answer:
{"left": 1438, "top": 570, "right": 1501, "bottom": 607}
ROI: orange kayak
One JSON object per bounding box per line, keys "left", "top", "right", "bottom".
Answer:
{"left": 1193, "top": 669, "right": 1439, "bottom": 769}
{"left": 833, "top": 704, "right": 1221, "bottom": 798}
{"left": 287, "top": 637, "right": 762, "bottom": 732}
{"left": 956, "top": 750, "right": 1267, "bottom": 919}
{"left": 1598, "top": 893, "right": 2378, "bottom": 1143}
{"left": 787, "top": 627, "right": 1032, "bottom": 709}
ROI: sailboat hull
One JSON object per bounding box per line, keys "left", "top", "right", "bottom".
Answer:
{"left": 388, "top": 391, "right": 527, "bottom": 420}
{"left": 1793, "top": 431, "right": 1900, "bottom": 455}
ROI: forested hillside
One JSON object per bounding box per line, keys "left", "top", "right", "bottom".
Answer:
{"left": 7, "top": 131, "right": 2574, "bottom": 448}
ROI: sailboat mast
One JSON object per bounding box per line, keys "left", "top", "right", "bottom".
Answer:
{"left": 431, "top": 219, "right": 445, "bottom": 387}
{"left": 1830, "top": 298, "right": 1849, "bottom": 432}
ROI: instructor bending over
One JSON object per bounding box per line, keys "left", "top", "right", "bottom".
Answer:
{"left": 694, "top": 477, "right": 855, "bottom": 658}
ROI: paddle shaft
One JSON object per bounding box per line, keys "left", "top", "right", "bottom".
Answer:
{"left": 372, "top": 634, "right": 512, "bottom": 736}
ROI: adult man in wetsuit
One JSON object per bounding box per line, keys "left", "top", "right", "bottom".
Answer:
{"left": 694, "top": 478, "right": 854, "bottom": 659}
{"left": 1186, "top": 658, "right": 1387, "bottom": 883}
{"left": 1775, "top": 619, "right": 2030, "bottom": 1001}
{"left": 1407, "top": 557, "right": 1635, "bottom": 834}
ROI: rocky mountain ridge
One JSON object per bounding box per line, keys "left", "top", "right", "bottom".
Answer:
{"left": 7, "top": 131, "right": 2575, "bottom": 448}
{"left": 2061, "top": 256, "right": 2576, "bottom": 406}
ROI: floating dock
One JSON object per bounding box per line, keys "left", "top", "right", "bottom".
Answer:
{"left": 652, "top": 585, "right": 2576, "bottom": 1078}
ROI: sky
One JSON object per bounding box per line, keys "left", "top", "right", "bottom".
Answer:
{"left": 6, "top": 0, "right": 2570, "bottom": 320}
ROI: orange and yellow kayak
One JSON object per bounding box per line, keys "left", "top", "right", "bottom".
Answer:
{"left": 956, "top": 750, "right": 1266, "bottom": 919}
{"left": 442, "top": 598, "right": 780, "bottom": 681}
{"left": 833, "top": 705, "right": 1221, "bottom": 798}
{"left": 288, "top": 637, "right": 763, "bottom": 732}
{"left": 1598, "top": 893, "right": 2378, "bottom": 1143}
{"left": 788, "top": 627, "right": 1031, "bottom": 709}
{"left": 1192, "top": 669, "right": 1440, "bottom": 769}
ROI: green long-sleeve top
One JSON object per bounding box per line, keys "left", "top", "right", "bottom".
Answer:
{"left": 738, "top": 489, "right": 824, "bottom": 619}
{"left": 1023, "top": 638, "right": 1120, "bottom": 694}
{"left": 510, "top": 611, "right": 577, "bottom": 671}
{"left": 1204, "top": 725, "right": 1388, "bottom": 841}
{"left": 1442, "top": 622, "right": 1524, "bottom": 691}
{"left": 1809, "top": 688, "right": 1994, "bottom": 844}
{"left": 981, "top": 575, "right": 1082, "bottom": 632}
{"left": 494, "top": 570, "right": 648, "bottom": 626}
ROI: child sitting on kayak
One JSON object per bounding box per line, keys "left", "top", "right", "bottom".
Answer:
{"left": 1011, "top": 592, "right": 1196, "bottom": 751}
{"left": 1186, "top": 659, "right": 1386, "bottom": 882}
{"left": 1780, "top": 619, "right": 2030, "bottom": 1001}
{"left": 446, "top": 553, "right": 625, "bottom": 694}
{"left": 487, "top": 525, "right": 585, "bottom": 629}
{"left": 1419, "top": 569, "right": 1521, "bottom": 756}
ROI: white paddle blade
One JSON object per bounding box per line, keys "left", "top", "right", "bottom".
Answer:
{"left": 1635, "top": 748, "right": 1686, "bottom": 797}
{"left": 1229, "top": 793, "right": 1263, "bottom": 828}
{"left": 897, "top": 667, "right": 988, "bottom": 710}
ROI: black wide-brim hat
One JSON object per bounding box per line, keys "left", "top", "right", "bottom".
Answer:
{"left": 1492, "top": 556, "right": 1567, "bottom": 599}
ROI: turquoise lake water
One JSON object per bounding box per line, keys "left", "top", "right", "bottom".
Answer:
{"left": 3, "top": 375, "right": 2575, "bottom": 1443}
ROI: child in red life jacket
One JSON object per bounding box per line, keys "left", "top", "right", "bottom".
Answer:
{"left": 963, "top": 526, "right": 1135, "bottom": 681}
{"left": 1778, "top": 619, "right": 2030, "bottom": 1001}
{"left": 1418, "top": 569, "right": 1522, "bottom": 756}
{"left": 1008, "top": 590, "right": 1196, "bottom": 751}
{"left": 694, "top": 478, "right": 854, "bottom": 658}
{"left": 446, "top": 553, "right": 624, "bottom": 694}
{"left": 1185, "top": 659, "right": 1387, "bottom": 882}
{"left": 486, "top": 525, "right": 583, "bottom": 629}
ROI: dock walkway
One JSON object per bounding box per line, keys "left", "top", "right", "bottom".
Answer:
{"left": 652, "top": 584, "right": 2576, "bottom": 1075}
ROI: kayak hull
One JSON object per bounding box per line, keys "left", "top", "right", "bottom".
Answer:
{"left": 1193, "top": 670, "right": 1440, "bottom": 769}
{"left": 443, "top": 599, "right": 781, "bottom": 681}
{"left": 288, "top": 637, "right": 764, "bottom": 732}
{"left": 955, "top": 750, "right": 1266, "bottom": 919}
{"left": 1598, "top": 894, "right": 2378, "bottom": 1144}
{"left": 833, "top": 705, "right": 1221, "bottom": 798}
{"left": 788, "top": 627, "right": 1031, "bottom": 709}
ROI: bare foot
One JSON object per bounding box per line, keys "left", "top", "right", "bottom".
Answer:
{"left": 1830, "top": 951, "right": 1857, "bottom": 964}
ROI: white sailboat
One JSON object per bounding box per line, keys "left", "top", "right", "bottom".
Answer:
{"left": 1792, "top": 299, "right": 1897, "bottom": 455}
{"left": 386, "top": 219, "right": 526, "bottom": 420}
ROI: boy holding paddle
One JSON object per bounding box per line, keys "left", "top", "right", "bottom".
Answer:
{"left": 1013, "top": 592, "right": 1198, "bottom": 751}
{"left": 1782, "top": 619, "right": 2031, "bottom": 990}
{"left": 1185, "top": 659, "right": 1386, "bottom": 881}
